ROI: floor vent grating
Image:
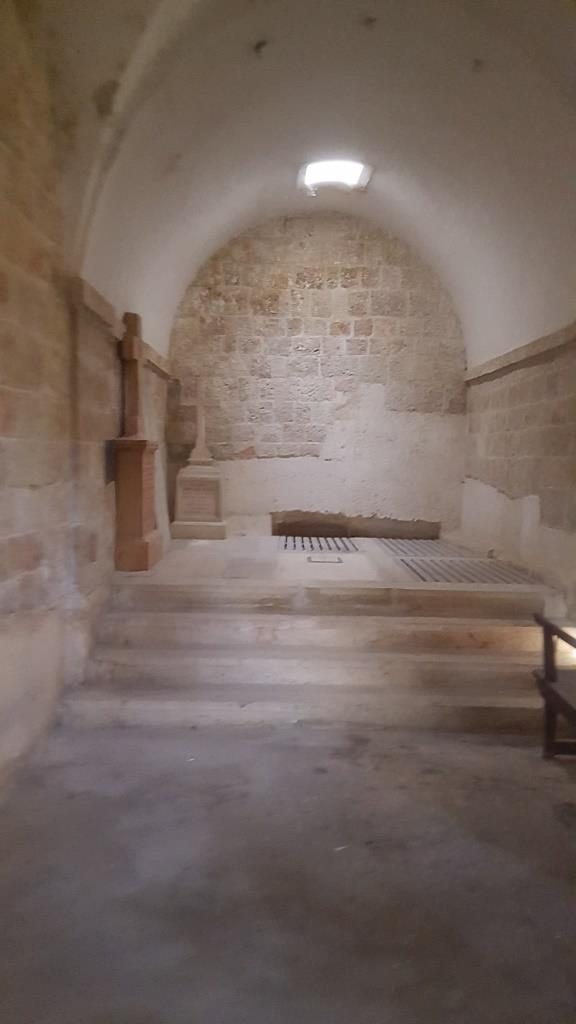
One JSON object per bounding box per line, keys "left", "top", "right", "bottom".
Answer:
{"left": 378, "top": 538, "right": 466, "bottom": 558}
{"left": 399, "top": 557, "right": 536, "bottom": 585}
{"left": 279, "top": 536, "right": 359, "bottom": 553}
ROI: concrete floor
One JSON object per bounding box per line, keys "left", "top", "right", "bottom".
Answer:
{"left": 1, "top": 725, "right": 576, "bottom": 1023}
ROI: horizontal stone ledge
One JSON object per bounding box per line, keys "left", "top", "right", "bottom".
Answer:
{"left": 69, "top": 276, "right": 176, "bottom": 380}
{"left": 466, "top": 321, "right": 576, "bottom": 385}
{"left": 143, "top": 342, "right": 171, "bottom": 380}
{"left": 68, "top": 275, "right": 122, "bottom": 337}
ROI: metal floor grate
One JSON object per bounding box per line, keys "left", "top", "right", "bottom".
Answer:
{"left": 399, "top": 557, "right": 536, "bottom": 585}
{"left": 279, "top": 536, "right": 359, "bottom": 553}
{"left": 378, "top": 538, "right": 465, "bottom": 558}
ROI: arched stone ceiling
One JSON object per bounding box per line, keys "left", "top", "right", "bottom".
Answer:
{"left": 45, "top": 0, "right": 576, "bottom": 366}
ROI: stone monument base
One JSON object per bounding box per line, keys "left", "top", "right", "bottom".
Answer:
{"left": 171, "top": 520, "right": 227, "bottom": 540}
{"left": 171, "top": 461, "right": 227, "bottom": 541}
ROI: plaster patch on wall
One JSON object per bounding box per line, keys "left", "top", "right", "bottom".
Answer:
{"left": 454, "top": 478, "right": 576, "bottom": 611}
{"left": 218, "top": 410, "right": 465, "bottom": 530}
{"left": 466, "top": 342, "right": 576, "bottom": 534}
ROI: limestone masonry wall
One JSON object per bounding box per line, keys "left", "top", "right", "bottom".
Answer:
{"left": 467, "top": 345, "right": 576, "bottom": 532}
{"left": 461, "top": 340, "right": 576, "bottom": 606}
{"left": 0, "top": 0, "right": 74, "bottom": 769}
{"left": 169, "top": 214, "right": 466, "bottom": 528}
{"left": 0, "top": 3, "right": 162, "bottom": 772}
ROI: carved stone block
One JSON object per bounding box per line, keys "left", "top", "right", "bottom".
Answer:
{"left": 171, "top": 462, "right": 226, "bottom": 540}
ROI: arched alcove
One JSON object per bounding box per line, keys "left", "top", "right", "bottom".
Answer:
{"left": 167, "top": 213, "right": 466, "bottom": 532}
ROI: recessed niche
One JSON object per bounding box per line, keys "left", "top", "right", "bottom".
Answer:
{"left": 271, "top": 512, "right": 440, "bottom": 539}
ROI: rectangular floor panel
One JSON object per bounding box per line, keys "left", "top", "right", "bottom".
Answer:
{"left": 399, "top": 557, "right": 537, "bottom": 586}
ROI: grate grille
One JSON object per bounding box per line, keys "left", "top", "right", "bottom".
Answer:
{"left": 279, "top": 536, "right": 359, "bottom": 554}
{"left": 378, "top": 538, "right": 465, "bottom": 558}
{"left": 399, "top": 557, "right": 536, "bottom": 585}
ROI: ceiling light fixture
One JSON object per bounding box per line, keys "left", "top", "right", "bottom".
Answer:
{"left": 299, "top": 160, "right": 372, "bottom": 196}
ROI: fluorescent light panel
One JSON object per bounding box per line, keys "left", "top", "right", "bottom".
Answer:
{"left": 300, "top": 160, "right": 371, "bottom": 193}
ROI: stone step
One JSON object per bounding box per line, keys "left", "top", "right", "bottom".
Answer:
{"left": 96, "top": 611, "right": 542, "bottom": 655}
{"left": 87, "top": 645, "right": 538, "bottom": 691}
{"left": 62, "top": 681, "right": 542, "bottom": 734}
{"left": 111, "top": 579, "right": 547, "bottom": 620}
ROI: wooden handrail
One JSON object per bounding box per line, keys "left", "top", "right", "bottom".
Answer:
{"left": 533, "top": 615, "right": 576, "bottom": 758}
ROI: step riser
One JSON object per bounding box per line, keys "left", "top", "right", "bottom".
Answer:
{"left": 87, "top": 656, "right": 534, "bottom": 691}
{"left": 62, "top": 695, "right": 541, "bottom": 734}
{"left": 97, "top": 616, "right": 541, "bottom": 655}
{"left": 112, "top": 583, "right": 545, "bottom": 620}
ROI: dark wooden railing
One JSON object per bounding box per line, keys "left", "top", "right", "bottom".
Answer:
{"left": 533, "top": 614, "right": 576, "bottom": 758}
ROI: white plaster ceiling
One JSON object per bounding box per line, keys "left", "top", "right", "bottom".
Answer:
{"left": 43, "top": 0, "right": 576, "bottom": 366}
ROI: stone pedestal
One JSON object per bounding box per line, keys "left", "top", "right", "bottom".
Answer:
{"left": 171, "top": 462, "right": 226, "bottom": 539}
{"left": 171, "top": 398, "right": 226, "bottom": 540}
{"left": 115, "top": 438, "right": 163, "bottom": 570}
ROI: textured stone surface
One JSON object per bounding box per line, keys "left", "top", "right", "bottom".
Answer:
{"left": 169, "top": 215, "right": 466, "bottom": 527}
{"left": 0, "top": 2, "right": 75, "bottom": 768}
{"left": 467, "top": 344, "right": 576, "bottom": 532}
{"left": 459, "top": 342, "right": 576, "bottom": 608}
{"left": 0, "top": 2, "right": 171, "bottom": 770}
{"left": 170, "top": 214, "right": 464, "bottom": 460}
{"left": 0, "top": 1, "right": 71, "bottom": 619}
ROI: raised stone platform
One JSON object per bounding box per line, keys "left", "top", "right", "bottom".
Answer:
{"left": 63, "top": 537, "right": 572, "bottom": 734}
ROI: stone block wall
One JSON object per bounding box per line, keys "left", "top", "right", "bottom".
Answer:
{"left": 461, "top": 337, "right": 576, "bottom": 606}
{"left": 0, "top": 1, "right": 71, "bottom": 611}
{"left": 0, "top": 3, "right": 173, "bottom": 772}
{"left": 169, "top": 214, "right": 466, "bottom": 528}
{"left": 61, "top": 297, "right": 171, "bottom": 671}
{"left": 467, "top": 345, "right": 576, "bottom": 532}
{"left": 0, "top": 0, "right": 75, "bottom": 768}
